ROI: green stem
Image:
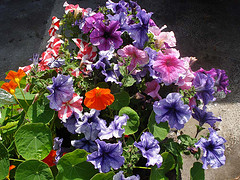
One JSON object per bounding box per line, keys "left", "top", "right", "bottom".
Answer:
{"left": 13, "top": 94, "right": 27, "bottom": 114}
{"left": 18, "top": 84, "right": 29, "bottom": 106}
{"left": 9, "top": 158, "right": 25, "bottom": 162}
{"left": 134, "top": 166, "right": 151, "bottom": 170}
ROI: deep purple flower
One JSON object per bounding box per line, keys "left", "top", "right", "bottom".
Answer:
{"left": 63, "top": 114, "right": 79, "bottom": 134}
{"left": 29, "top": 53, "right": 40, "bottom": 66}
{"left": 153, "top": 93, "right": 191, "bottom": 130}
{"left": 193, "top": 72, "right": 215, "bottom": 105}
{"left": 192, "top": 106, "right": 221, "bottom": 127}
{"left": 107, "top": 12, "right": 129, "bottom": 32}
{"left": 87, "top": 140, "right": 125, "bottom": 173}
{"left": 99, "top": 114, "right": 129, "bottom": 140}
{"left": 113, "top": 171, "right": 140, "bottom": 180}
{"left": 129, "top": 0, "right": 141, "bottom": 12}
{"left": 126, "top": 9, "right": 152, "bottom": 49}
{"left": 106, "top": 0, "right": 128, "bottom": 14}
{"left": 82, "top": 12, "right": 104, "bottom": 34}
{"left": 134, "top": 132, "right": 162, "bottom": 168}
{"left": 214, "top": 69, "right": 231, "bottom": 94}
{"left": 47, "top": 74, "right": 74, "bottom": 111}
{"left": 195, "top": 128, "right": 226, "bottom": 169}
{"left": 48, "top": 58, "right": 65, "bottom": 68}
{"left": 90, "top": 20, "right": 123, "bottom": 51}
{"left": 71, "top": 138, "right": 97, "bottom": 153}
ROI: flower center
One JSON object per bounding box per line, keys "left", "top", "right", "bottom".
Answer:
{"left": 103, "top": 31, "right": 110, "bottom": 39}
{"left": 10, "top": 88, "right": 15, "bottom": 95}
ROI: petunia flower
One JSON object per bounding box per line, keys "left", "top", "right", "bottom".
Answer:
{"left": 192, "top": 106, "right": 221, "bottom": 127}
{"left": 153, "top": 51, "right": 185, "bottom": 85}
{"left": 63, "top": 114, "right": 79, "bottom": 134}
{"left": 90, "top": 20, "right": 123, "bottom": 51}
{"left": 87, "top": 140, "right": 125, "bottom": 173}
{"left": 195, "top": 128, "right": 226, "bottom": 169}
{"left": 84, "top": 87, "right": 115, "bottom": 110}
{"left": 48, "top": 16, "right": 60, "bottom": 37}
{"left": 193, "top": 72, "right": 215, "bottom": 105}
{"left": 58, "top": 93, "right": 83, "bottom": 123}
{"left": 98, "top": 114, "right": 129, "bottom": 140}
{"left": 213, "top": 69, "right": 231, "bottom": 94}
{"left": 113, "top": 171, "right": 140, "bottom": 180}
{"left": 117, "top": 44, "right": 148, "bottom": 73}
{"left": 153, "top": 93, "right": 191, "bottom": 130}
{"left": 106, "top": 0, "right": 129, "bottom": 14}
{"left": 47, "top": 74, "right": 74, "bottom": 111}
{"left": 1, "top": 80, "right": 18, "bottom": 95}
{"left": 42, "top": 150, "right": 57, "bottom": 167}
{"left": 144, "top": 80, "right": 161, "bottom": 100}
{"left": 71, "top": 138, "right": 97, "bottom": 153}
{"left": 82, "top": 12, "right": 104, "bottom": 34}
{"left": 134, "top": 132, "right": 163, "bottom": 168}
{"left": 5, "top": 69, "right": 26, "bottom": 85}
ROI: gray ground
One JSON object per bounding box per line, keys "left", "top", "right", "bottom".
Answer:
{"left": 0, "top": 0, "right": 239, "bottom": 179}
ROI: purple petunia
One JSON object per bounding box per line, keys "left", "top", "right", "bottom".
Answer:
{"left": 47, "top": 74, "right": 74, "bottom": 111}
{"left": 153, "top": 93, "right": 191, "bottom": 130}
{"left": 87, "top": 140, "right": 125, "bottom": 173}
{"left": 195, "top": 128, "right": 226, "bottom": 169}
{"left": 192, "top": 106, "right": 221, "bottom": 127}
{"left": 106, "top": 0, "right": 129, "bottom": 14}
{"left": 90, "top": 20, "right": 123, "bottom": 51}
{"left": 63, "top": 114, "right": 79, "bottom": 134}
{"left": 126, "top": 9, "right": 152, "bottom": 49}
{"left": 71, "top": 138, "right": 97, "bottom": 153}
{"left": 98, "top": 114, "right": 129, "bottom": 140}
{"left": 113, "top": 171, "right": 140, "bottom": 180}
{"left": 82, "top": 12, "right": 104, "bottom": 34}
{"left": 134, "top": 132, "right": 162, "bottom": 168}
{"left": 193, "top": 72, "right": 215, "bottom": 105}
{"left": 53, "top": 137, "right": 63, "bottom": 164}
{"left": 214, "top": 69, "right": 231, "bottom": 94}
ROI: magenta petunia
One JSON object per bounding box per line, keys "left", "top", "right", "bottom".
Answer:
{"left": 117, "top": 44, "right": 148, "bottom": 73}
{"left": 153, "top": 51, "right": 185, "bottom": 85}
{"left": 144, "top": 80, "right": 161, "bottom": 100}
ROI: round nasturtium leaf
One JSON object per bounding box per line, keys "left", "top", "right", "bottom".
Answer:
{"left": 160, "top": 152, "right": 175, "bottom": 173}
{"left": 56, "top": 149, "right": 98, "bottom": 180}
{"left": 27, "top": 97, "right": 55, "bottom": 124}
{"left": 15, "top": 160, "right": 54, "bottom": 180}
{"left": 119, "top": 107, "right": 140, "bottom": 135}
{"left": 109, "top": 91, "right": 130, "bottom": 110}
{"left": 15, "top": 123, "right": 52, "bottom": 160}
{"left": 0, "top": 142, "right": 10, "bottom": 179}
{"left": 90, "top": 171, "right": 115, "bottom": 180}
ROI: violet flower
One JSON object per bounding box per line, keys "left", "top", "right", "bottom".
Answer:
{"left": 47, "top": 74, "right": 74, "bottom": 111}
{"left": 71, "top": 138, "right": 97, "bottom": 153}
{"left": 113, "top": 171, "right": 140, "bottom": 180}
{"left": 53, "top": 137, "right": 63, "bottom": 163}
{"left": 98, "top": 114, "right": 129, "bottom": 140}
{"left": 126, "top": 9, "right": 152, "bottom": 49}
{"left": 87, "top": 140, "right": 125, "bottom": 173}
{"left": 153, "top": 93, "right": 191, "bottom": 130}
{"left": 195, "top": 128, "right": 226, "bottom": 169}
{"left": 63, "top": 114, "right": 79, "bottom": 134}
{"left": 90, "top": 20, "right": 123, "bottom": 51}
{"left": 214, "top": 69, "right": 231, "bottom": 94}
{"left": 192, "top": 106, "right": 221, "bottom": 127}
{"left": 134, "top": 132, "right": 163, "bottom": 168}
{"left": 82, "top": 12, "right": 104, "bottom": 34}
{"left": 106, "top": 0, "right": 128, "bottom": 14}
{"left": 193, "top": 72, "right": 215, "bottom": 105}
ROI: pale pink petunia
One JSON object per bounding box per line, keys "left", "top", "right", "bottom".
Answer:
{"left": 117, "top": 45, "right": 148, "bottom": 73}
{"left": 58, "top": 93, "right": 83, "bottom": 122}
{"left": 153, "top": 52, "right": 185, "bottom": 85}
{"left": 145, "top": 80, "right": 161, "bottom": 100}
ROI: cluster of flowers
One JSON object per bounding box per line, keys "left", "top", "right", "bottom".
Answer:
{"left": 1, "top": 0, "right": 230, "bottom": 179}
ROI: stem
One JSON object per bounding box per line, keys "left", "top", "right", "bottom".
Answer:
{"left": 134, "top": 166, "right": 151, "bottom": 170}
{"left": 13, "top": 94, "right": 27, "bottom": 113}
{"left": 136, "top": 127, "right": 148, "bottom": 142}
{"left": 9, "top": 158, "right": 25, "bottom": 162}
{"left": 17, "top": 84, "right": 29, "bottom": 106}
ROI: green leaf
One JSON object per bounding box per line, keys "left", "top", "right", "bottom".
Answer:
{"left": 0, "top": 121, "right": 18, "bottom": 130}
{"left": 178, "top": 135, "right": 197, "bottom": 147}
{"left": 150, "top": 166, "right": 168, "bottom": 180}
{"left": 160, "top": 152, "right": 175, "bottom": 173}
{"left": 0, "top": 89, "right": 16, "bottom": 105}
{"left": 96, "top": 82, "right": 109, "bottom": 88}
{"left": 109, "top": 91, "right": 130, "bottom": 110}
{"left": 56, "top": 149, "right": 98, "bottom": 180}
{"left": 27, "top": 96, "right": 55, "bottom": 124}
{"left": 15, "top": 123, "right": 52, "bottom": 160}
{"left": 148, "top": 111, "right": 169, "bottom": 141}
{"left": 90, "top": 171, "right": 115, "bottom": 180}
{"left": 119, "top": 107, "right": 139, "bottom": 135}
{"left": 0, "top": 107, "right": 11, "bottom": 124}
{"left": 15, "top": 89, "right": 35, "bottom": 101}
{"left": 122, "top": 75, "right": 136, "bottom": 87}
{"left": 190, "top": 162, "right": 205, "bottom": 180}
{"left": 0, "top": 142, "right": 10, "bottom": 179}
{"left": 15, "top": 160, "right": 54, "bottom": 180}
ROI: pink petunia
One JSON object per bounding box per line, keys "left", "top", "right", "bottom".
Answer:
{"left": 145, "top": 80, "right": 161, "bottom": 100}
{"left": 58, "top": 93, "right": 83, "bottom": 122}
{"left": 153, "top": 51, "right": 185, "bottom": 85}
{"left": 117, "top": 45, "right": 148, "bottom": 73}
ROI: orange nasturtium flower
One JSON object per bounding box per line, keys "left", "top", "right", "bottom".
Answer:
{"left": 42, "top": 150, "right": 57, "bottom": 167}
{"left": 5, "top": 69, "right": 26, "bottom": 85}
{"left": 1, "top": 81, "right": 18, "bottom": 94}
{"left": 84, "top": 87, "right": 115, "bottom": 110}
{"left": 6, "top": 165, "right": 16, "bottom": 179}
